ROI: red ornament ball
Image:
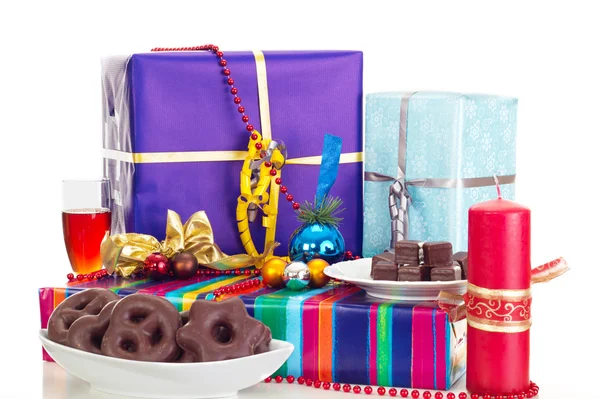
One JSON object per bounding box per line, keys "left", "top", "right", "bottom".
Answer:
{"left": 333, "top": 383, "right": 341, "bottom": 391}
{"left": 471, "top": 394, "right": 480, "bottom": 399}
{"left": 297, "top": 376, "right": 305, "bottom": 385}
{"left": 400, "top": 389, "right": 409, "bottom": 398}
{"left": 292, "top": 202, "right": 300, "bottom": 210}
{"left": 275, "top": 177, "right": 282, "bottom": 185}
{"left": 353, "top": 385, "right": 361, "bottom": 394}
{"left": 144, "top": 252, "right": 171, "bottom": 280}
{"left": 378, "top": 387, "right": 387, "bottom": 396}
{"left": 459, "top": 393, "right": 468, "bottom": 399}
{"left": 275, "top": 375, "right": 283, "bottom": 383}
{"left": 389, "top": 388, "right": 398, "bottom": 397}
{"left": 264, "top": 376, "right": 272, "bottom": 383}
{"left": 313, "top": 380, "right": 322, "bottom": 388}
{"left": 424, "top": 392, "right": 432, "bottom": 399}
{"left": 76, "top": 274, "right": 84, "bottom": 281}
{"left": 67, "top": 273, "right": 74, "bottom": 281}
{"left": 447, "top": 393, "right": 455, "bottom": 399}
{"left": 269, "top": 168, "right": 278, "bottom": 176}
{"left": 364, "top": 386, "right": 373, "bottom": 395}
{"left": 305, "top": 378, "right": 313, "bottom": 387}
{"left": 436, "top": 393, "right": 444, "bottom": 399}
{"left": 411, "top": 390, "right": 420, "bottom": 398}
{"left": 343, "top": 384, "right": 351, "bottom": 393}
{"left": 323, "top": 382, "right": 331, "bottom": 390}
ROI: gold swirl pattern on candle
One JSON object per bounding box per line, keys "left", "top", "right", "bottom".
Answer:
{"left": 465, "top": 283, "right": 532, "bottom": 333}
{"left": 437, "top": 258, "right": 569, "bottom": 333}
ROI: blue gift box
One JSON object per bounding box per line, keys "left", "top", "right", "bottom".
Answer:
{"left": 363, "top": 92, "right": 517, "bottom": 257}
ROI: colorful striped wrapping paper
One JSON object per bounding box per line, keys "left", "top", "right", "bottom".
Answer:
{"left": 39, "top": 274, "right": 466, "bottom": 390}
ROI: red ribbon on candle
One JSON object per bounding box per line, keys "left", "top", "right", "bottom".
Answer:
{"left": 439, "top": 257, "right": 568, "bottom": 327}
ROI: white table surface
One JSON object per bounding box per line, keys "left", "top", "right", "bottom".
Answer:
{"left": 23, "top": 362, "right": 588, "bottom": 399}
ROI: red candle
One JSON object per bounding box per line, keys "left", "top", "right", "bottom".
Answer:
{"left": 467, "top": 196, "right": 531, "bottom": 394}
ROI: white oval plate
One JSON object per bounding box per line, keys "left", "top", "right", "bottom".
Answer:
{"left": 39, "top": 329, "right": 293, "bottom": 399}
{"left": 325, "top": 258, "right": 467, "bottom": 301}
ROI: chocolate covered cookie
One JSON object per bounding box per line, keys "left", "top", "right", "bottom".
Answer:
{"left": 48, "top": 288, "right": 120, "bottom": 345}
{"left": 101, "top": 295, "right": 182, "bottom": 362}
{"left": 176, "top": 297, "right": 271, "bottom": 362}
{"left": 66, "top": 300, "right": 118, "bottom": 354}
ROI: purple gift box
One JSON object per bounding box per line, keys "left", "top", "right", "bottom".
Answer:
{"left": 101, "top": 50, "right": 363, "bottom": 256}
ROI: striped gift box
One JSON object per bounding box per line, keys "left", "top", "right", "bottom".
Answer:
{"left": 39, "top": 274, "right": 465, "bottom": 390}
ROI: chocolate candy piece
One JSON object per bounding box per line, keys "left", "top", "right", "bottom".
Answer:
{"left": 431, "top": 265, "right": 462, "bottom": 281}
{"left": 397, "top": 265, "right": 431, "bottom": 282}
{"left": 371, "top": 262, "right": 398, "bottom": 281}
{"left": 373, "top": 251, "right": 395, "bottom": 264}
{"left": 452, "top": 252, "right": 469, "bottom": 280}
{"left": 423, "top": 242, "right": 453, "bottom": 266}
{"left": 101, "top": 294, "right": 182, "bottom": 362}
{"left": 394, "top": 241, "right": 421, "bottom": 265}
{"left": 176, "top": 297, "right": 271, "bottom": 362}
{"left": 371, "top": 252, "right": 396, "bottom": 279}
{"left": 66, "top": 300, "right": 118, "bottom": 354}
{"left": 48, "top": 288, "right": 120, "bottom": 345}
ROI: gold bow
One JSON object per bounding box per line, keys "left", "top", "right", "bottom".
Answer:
{"left": 101, "top": 210, "right": 277, "bottom": 277}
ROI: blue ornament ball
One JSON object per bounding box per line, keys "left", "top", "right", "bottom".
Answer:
{"left": 288, "top": 223, "right": 345, "bottom": 264}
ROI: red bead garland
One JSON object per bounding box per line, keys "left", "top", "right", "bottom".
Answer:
{"left": 261, "top": 375, "right": 539, "bottom": 398}
{"left": 151, "top": 44, "right": 302, "bottom": 211}
{"left": 67, "top": 269, "right": 109, "bottom": 283}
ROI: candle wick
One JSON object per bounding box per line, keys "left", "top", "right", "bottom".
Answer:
{"left": 494, "top": 174, "right": 502, "bottom": 199}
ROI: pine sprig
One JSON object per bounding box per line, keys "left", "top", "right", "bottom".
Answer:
{"left": 296, "top": 196, "right": 345, "bottom": 227}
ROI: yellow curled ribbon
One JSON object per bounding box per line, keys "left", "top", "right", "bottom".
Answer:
{"left": 101, "top": 209, "right": 277, "bottom": 277}
{"left": 236, "top": 131, "right": 286, "bottom": 268}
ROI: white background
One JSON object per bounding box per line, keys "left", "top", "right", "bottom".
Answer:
{"left": 1, "top": 0, "right": 599, "bottom": 397}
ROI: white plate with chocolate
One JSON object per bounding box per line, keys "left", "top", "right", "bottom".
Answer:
{"left": 324, "top": 241, "right": 468, "bottom": 301}
{"left": 40, "top": 289, "right": 294, "bottom": 398}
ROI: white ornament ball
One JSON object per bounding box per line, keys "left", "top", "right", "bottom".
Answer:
{"left": 282, "top": 261, "right": 311, "bottom": 290}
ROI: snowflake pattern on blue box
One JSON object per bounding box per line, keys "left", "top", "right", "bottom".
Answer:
{"left": 363, "top": 92, "right": 517, "bottom": 257}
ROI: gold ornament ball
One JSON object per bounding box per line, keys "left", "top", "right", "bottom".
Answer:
{"left": 307, "top": 258, "right": 331, "bottom": 288}
{"left": 261, "top": 258, "right": 287, "bottom": 288}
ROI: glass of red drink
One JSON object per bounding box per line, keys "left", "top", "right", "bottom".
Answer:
{"left": 62, "top": 179, "right": 111, "bottom": 274}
